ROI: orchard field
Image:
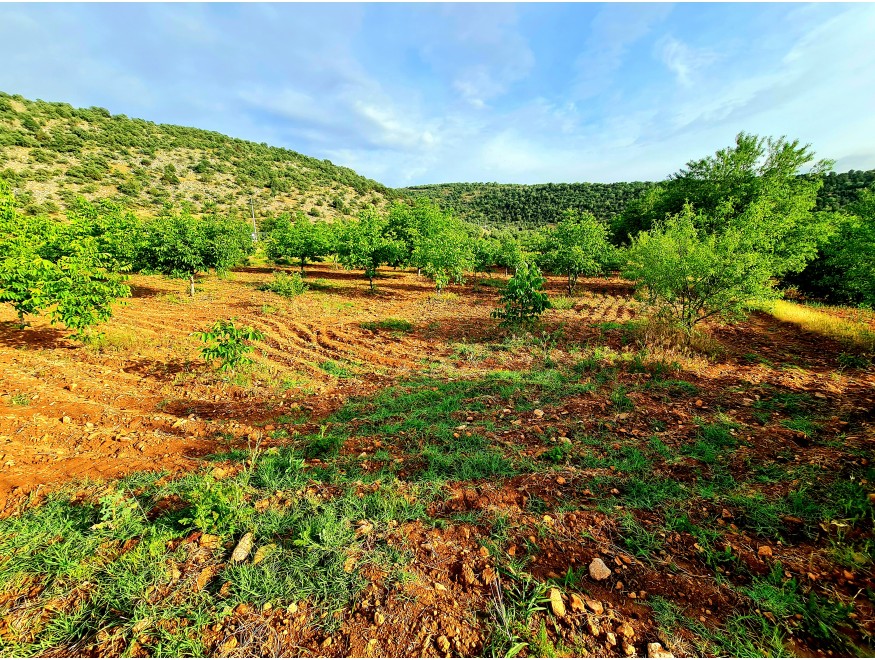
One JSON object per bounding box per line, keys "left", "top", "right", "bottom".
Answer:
{"left": 0, "top": 261, "right": 873, "bottom": 657}
{"left": 1, "top": 117, "right": 874, "bottom": 658}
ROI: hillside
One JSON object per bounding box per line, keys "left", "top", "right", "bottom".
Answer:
{"left": 0, "top": 92, "right": 393, "bottom": 222}
{"left": 402, "top": 170, "right": 875, "bottom": 230}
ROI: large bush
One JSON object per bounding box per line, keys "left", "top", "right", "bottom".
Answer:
{"left": 622, "top": 134, "right": 840, "bottom": 331}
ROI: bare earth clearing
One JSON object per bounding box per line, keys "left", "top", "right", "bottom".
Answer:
{"left": 0, "top": 265, "right": 872, "bottom": 657}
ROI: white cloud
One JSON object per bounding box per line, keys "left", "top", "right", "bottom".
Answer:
{"left": 656, "top": 36, "right": 718, "bottom": 87}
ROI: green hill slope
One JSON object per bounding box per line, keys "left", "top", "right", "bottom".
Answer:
{"left": 0, "top": 92, "right": 393, "bottom": 221}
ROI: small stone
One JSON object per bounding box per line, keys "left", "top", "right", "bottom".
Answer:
{"left": 623, "top": 643, "right": 637, "bottom": 657}
{"left": 62, "top": 416, "right": 72, "bottom": 424}
{"left": 585, "top": 599, "right": 604, "bottom": 615}
{"left": 587, "top": 615, "right": 600, "bottom": 636}
{"left": 534, "top": 409, "right": 545, "bottom": 418}
{"left": 556, "top": 476, "right": 566, "bottom": 485}
{"left": 287, "top": 602, "right": 298, "bottom": 614}
{"left": 437, "top": 635, "right": 451, "bottom": 653}
{"left": 589, "top": 557, "right": 612, "bottom": 581}
{"left": 606, "top": 632, "right": 617, "bottom": 647}
{"left": 648, "top": 642, "right": 674, "bottom": 658}
{"left": 374, "top": 612, "right": 385, "bottom": 625}
{"left": 617, "top": 622, "right": 635, "bottom": 640}
{"left": 570, "top": 593, "right": 585, "bottom": 612}
{"left": 321, "top": 637, "right": 332, "bottom": 648}
{"left": 695, "top": 399, "right": 703, "bottom": 407}
{"left": 230, "top": 532, "right": 254, "bottom": 563}
{"left": 758, "top": 545, "right": 773, "bottom": 558}
{"left": 548, "top": 587, "right": 566, "bottom": 617}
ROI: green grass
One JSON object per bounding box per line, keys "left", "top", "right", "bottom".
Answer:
{"left": 360, "top": 318, "right": 414, "bottom": 333}
{"left": 319, "top": 360, "right": 356, "bottom": 379}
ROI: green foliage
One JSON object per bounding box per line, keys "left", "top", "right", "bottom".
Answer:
{"left": 617, "top": 132, "right": 835, "bottom": 254}
{"left": 260, "top": 271, "right": 308, "bottom": 298}
{"left": 793, "top": 185, "right": 875, "bottom": 305}
{"left": 409, "top": 201, "right": 475, "bottom": 291}
{"left": 264, "top": 212, "right": 333, "bottom": 273}
{"left": 540, "top": 209, "right": 612, "bottom": 293}
{"left": 140, "top": 206, "right": 253, "bottom": 293}
{"left": 338, "top": 207, "right": 405, "bottom": 290}
{"left": 195, "top": 319, "right": 264, "bottom": 372}
{"left": 361, "top": 318, "right": 413, "bottom": 333}
{"left": 403, "top": 180, "right": 654, "bottom": 230}
{"left": 625, "top": 204, "right": 782, "bottom": 331}
{"left": 492, "top": 262, "right": 551, "bottom": 328}
{"left": 623, "top": 134, "right": 843, "bottom": 331}
{"left": 0, "top": 180, "right": 130, "bottom": 336}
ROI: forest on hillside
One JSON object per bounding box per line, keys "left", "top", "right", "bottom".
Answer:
{"left": 403, "top": 170, "right": 875, "bottom": 233}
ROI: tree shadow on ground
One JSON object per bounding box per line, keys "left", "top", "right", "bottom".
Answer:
{"left": 0, "top": 321, "right": 74, "bottom": 350}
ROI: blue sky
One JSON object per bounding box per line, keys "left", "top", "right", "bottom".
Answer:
{"left": 1, "top": 3, "right": 873, "bottom": 187}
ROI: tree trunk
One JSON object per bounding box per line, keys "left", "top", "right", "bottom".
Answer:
{"left": 189, "top": 273, "right": 195, "bottom": 297}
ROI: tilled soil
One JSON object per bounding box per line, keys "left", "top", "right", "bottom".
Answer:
{"left": 0, "top": 266, "right": 873, "bottom": 658}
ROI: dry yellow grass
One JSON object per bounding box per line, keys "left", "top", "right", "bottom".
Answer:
{"left": 767, "top": 299, "right": 875, "bottom": 352}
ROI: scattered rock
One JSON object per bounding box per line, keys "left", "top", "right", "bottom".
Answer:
{"left": 648, "top": 642, "right": 674, "bottom": 658}
{"left": 556, "top": 476, "right": 566, "bottom": 485}
{"left": 623, "top": 643, "right": 637, "bottom": 657}
{"left": 61, "top": 416, "right": 72, "bottom": 424}
{"left": 437, "top": 635, "right": 451, "bottom": 653}
{"left": 586, "top": 615, "right": 601, "bottom": 636}
{"left": 570, "top": 593, "right": 585, "bottom": 613}
{"left": 606, "top": 632, "right": 617, "bottom": 647}
{"left": 585, "top": 599, "right": 604, "bottom": 615}
{"left": 533, "top": 409, "right": 544, "bottom": 418}
{"left": 374, "top": 612, "right": 385, "bottom": 626}
{"left": 548, "top": 587, "right": 566, "bottom": 617}
{"left": 758, "top": 545, "right": 773, "bottom": 558}
{"left": 461, "top": 563, "right": 478, "bottom": 585}
{"left": 230, "top": 532, "right": 254, "bottom": 563}
{"left": 589, "top": 557, "right": 612, "bottom": 581}
{"left": 617, "top": 621, "right": 635, "bottom": 640}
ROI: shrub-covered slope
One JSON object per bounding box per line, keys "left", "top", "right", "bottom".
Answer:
{"left": 0, "top": 91, "right": 393, "bottom": 221}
